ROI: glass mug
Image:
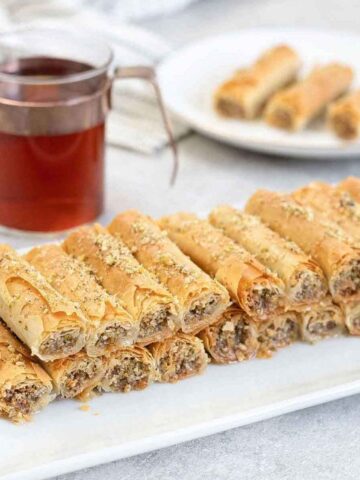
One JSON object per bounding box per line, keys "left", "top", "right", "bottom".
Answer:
{"left": 0, "top": 28, "right": 177, "bottom": 233}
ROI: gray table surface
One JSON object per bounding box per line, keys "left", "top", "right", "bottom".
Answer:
{"left": 9, "top": 0, "right": 360, "bottom": 478}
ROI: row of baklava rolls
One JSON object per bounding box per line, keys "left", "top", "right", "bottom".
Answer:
{"left": 214, "top": 44, "right": 360, "bottom": 139}
{"left": 2, "top": 176, "right": 360, "bottom": 422}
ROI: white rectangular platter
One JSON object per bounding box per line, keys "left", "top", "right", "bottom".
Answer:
{"left": 2, "top": 335, "right": 360, "bottom": 480}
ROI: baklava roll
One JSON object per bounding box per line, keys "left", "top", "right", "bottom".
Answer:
{"left": 265, "top": 63, "right": 353, "bottom": 131}
{"left": 328, "top": 90, "right": 360, "bottom": 139}
{"left": 159, "top": 213, "right": 285, "bottom": 319}
{"left": 0, "top": 322, "right": 54, "bottom": 423}
{"left": 215, "top": 44, "right": 301, "bottom": 119}
{"left": 198, "top": 304, "right": 258, "bottom": 364}
{"left": 100, "top": 346, "right": 156, "bottom": 393}
{"left": 43, "top": 351, "right": 104, "bottom": 399}
{"left": 26, "top": 245, "right": 138, "bottom": 356}
{"left": 209, "top": 205, "right": 327, "bottom": 307}
{"left": 299, "top": 297, "right": 345, "bottom": 344}
{"left": 0, "top": 244, "right": 86, "bottom": 361}
{"left": 63, "top": 225, "right": 179, "bottom": 346}
{"left": 292, "top": 182, "right": 360, "bottom": 242}
{"left": 108, "top": 210, "right": 229, "bottom": 335}
{"left": 246, "top": 190, "right": 360, "bottom": 303}
{"left": 149, "top": 333, "right": 208, "bottom": 383}
{"left": 257, "top": 311, "right": 300, "bottom": 358}
{"left": 340, "top": 301, "right": 360, "bottom": 335}
{"left": 338, "top": 176, "right": 360, "bottom": 203}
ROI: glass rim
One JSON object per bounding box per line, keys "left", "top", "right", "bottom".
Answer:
{"left": 0, "top": 26, "right": 114, "bottom": 85}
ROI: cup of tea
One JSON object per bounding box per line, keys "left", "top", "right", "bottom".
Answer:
{"left": 0, "top": 28, "right": 176, "bottom": 234}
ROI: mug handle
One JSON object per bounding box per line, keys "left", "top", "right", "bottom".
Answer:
{"left": 113, "top": 66, "right": 178, "bottom": 185}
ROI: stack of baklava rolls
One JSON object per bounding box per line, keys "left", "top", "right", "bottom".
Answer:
{"left": 214, "top": 43, "right": 360, "bottom": 139}
{"left": 2, "top": 176, "right": 360, "bottom": 423}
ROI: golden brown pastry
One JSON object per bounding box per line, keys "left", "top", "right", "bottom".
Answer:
{"left": 0, "top": 322, "right": 54, "bottom": 422}
{"left": 149, "top": 333, "right": 209, "bottom": 383}
{"left": 339, "top": 301, "right": 360, "bottom": 335}
{"left": 265, "top": 63, "right": 353, "bottom": 131}
{"left": 108, "top": 210, "right": 229, "bottom": 335}
{"left": 338, "top": 176, "right": 360, "bottom": 203}
{"left": 63, "top": 225, "right": 179, "bottom": 346}
{"left": 43, "top": 351, "right": 105, "bottom": 399}
{"left": 292, "top": 182, "right": 360, "bottom": 243}
{"left": 209, "top": 205, "right": 327, "bottom": 307}
{"left": 246, "top": 190, "right": 360, "bottom": 303}
{"left": 100, "top": 346, "right": 156, "bottom": 393}
{"left": 215, "top": 44, "right": 301, "bottom": 119}
{"left": 0, "top": 244, "right": 86, "bottom": 361}
{"left": 198, "top": 304, "right": 258, "bottom": 364}
{"left": 26, "top": 245, "right": 138, "bottom": 356}
{"left": 159, "top": 213, "right": 285, "bottom": 319}
{"left": 299, "top": 297, "right": 345, "bottom": 343}
{"left": 257, "top": 311, "right": 300, "bottom": 358}
{"left": 328, "top": 90, "right": 360, "bottom": 139}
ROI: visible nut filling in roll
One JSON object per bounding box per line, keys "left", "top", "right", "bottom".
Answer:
{"left": 95, "top": 324, "right": 130, "bottom": 349}
{"left": 257, "top": 313, "right": 299, "bottom": 358}
{"left": 3, "top": 383, "right": 48, "bottom": 417}
{"left": 290, "top": 270, "right": 325, "bottom": 303}
{"left": 301, "top": 303, "right": 344, "bottom": 343}
{"left": 59, "top": 357, "right": 103, "bottom": 398}
{"left": 39, "top": 329, "right": 82, "bottom": 357}
{"left": 332, "top": 260, "right": 360, "bottom": 299}
{"left": 138, "top": 306, "right": 177, "bottom": 343}
{"left": 199, "top": 306, "right": 258, "bottom": 364}
{"left": 248, "top": 285, "right": 283, "bottom": 318}
{"left": 184, "top": 294, "right": 223, "bottom": 331}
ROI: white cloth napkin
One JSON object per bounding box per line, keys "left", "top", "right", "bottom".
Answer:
{"left": 0, "top": 1, "right": 190, "bottom": 154}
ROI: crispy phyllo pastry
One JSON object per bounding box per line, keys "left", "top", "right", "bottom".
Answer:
{"left": 209, "top": 205, "right": 327, "bottom": 307}
{"left": 338, "top": 176, "right": 360, "bottom": 203}
{"left": 43, "top": 351, "right": 104, "bottom": 399}
{"left": 159, "top": 213, "right": 285, "bottom": 319}
{"left": 63, "top": 225, "right": 179, "bottom": 346}
{"left": 292, "top": 182, "right": 360, "bottom": 242}
{"left": 0, "top": 244, "right": 86, "bottom": 362}
{"left": 215, "top": 44, "right": 300, "bottom": 119}
{"left": 198, "top": 304, "right": 258, "bottom": 364}
{"left": 328, "top": 90, "right": 360, "bottom": 139}
{"left": 299, "top": 297, "right": 344, "bottom": 344}
{"left": 257, "top": 311, "right": 299, "bottom": 358}
{"left": 0, "top": 322, "right": 54, "bottom": 423}
{"left": 149, "top": 333, "right": 208, "bottom": 383}
{"left": 246, "top": 190, "right": 360, "bottom": 303}
{"left": 340, "top": 301, "right": 360, "bottom": 335}
{"left": 265, "top": 63, "right": 353, "bottom": 131}
{"left": 100, "top": 346, "right": 156, "bottom": 393}
{"left": 26, "top": 245, "right": 137, "bottom": 356}
{"left": 108, "top": 210, "right": 229, "bottom": 335}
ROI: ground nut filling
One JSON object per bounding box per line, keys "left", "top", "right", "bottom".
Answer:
{"left": 106, "top": 358, "right": 152, "bottom": 393}
{"left": 3, "top": 383, "right": 47, "bottom": 416}
{"left": 159, "top": 341, "right": 205, "bottom": 382}
{"left": 184, "top": 294, "right": 220, "bottom": 328}
{"left": 95, "top": 324, "right": 129, "bottom": 349}
{"left": 40, "top": 329, "right": 80, "bottom": 357}
{"left": 258, "top": 317, "right": 299, "bottom": 356}
{"left": 212, "top": 319, "right": 257, "bottom": 362}
{"left": 332, "top": 260, "right": 360, "bottom": 299}
{"left": 249, "top": 285, "right": 281, "bottom": 317}
{"left": 138, "top": 307, "right": 175, "bottom": 342}
{"left": 62, "top": 359, "right": 102, "bottom": 398}
{"left": 290, "top": 270, "right": 326, "bottom": 303}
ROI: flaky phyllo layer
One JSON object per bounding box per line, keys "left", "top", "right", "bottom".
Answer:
{"left": 63, "top": 225, "right": 180, "bottom": 345}
{"left": 108, "top": 210, "right": 229, "bottom": 334}
{"left": 159, "top": 213, "right": 284, "bottom": 319}
{"left": 198, "top": 304, "right": 258, "bottom": 364}
{"left": 100, "top": 346, "right": 156, "bottom": 393}
{"left": 26, "top": 244, "right": 137, "bottom": 356}
{"left": 0, "top": 322, "right": 54, "bottom": 422}
{"left": 150, "top": 333, "right": 209, "bottom": 383}
{"left": 0, "top": 245, "right": 86, "bottom": 361}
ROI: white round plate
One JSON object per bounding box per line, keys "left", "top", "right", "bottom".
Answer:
{"left": 158, "top": 28, "right": 360, "bottom": 158}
